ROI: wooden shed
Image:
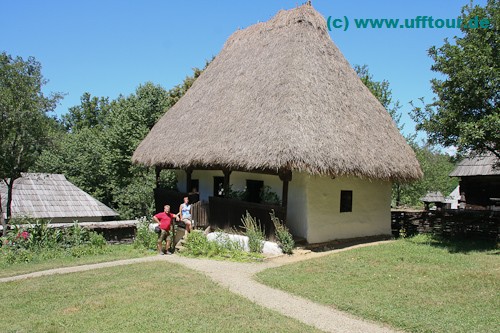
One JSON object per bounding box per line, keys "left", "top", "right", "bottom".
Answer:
{"left": 450, "top": 153, "right": 500, "bottom": 209}
{"left": 0, "top": 173, "right": 119, "bottom": 222}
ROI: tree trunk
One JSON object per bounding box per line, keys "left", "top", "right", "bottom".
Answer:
{"left": 395, "top": 183, "right": 401, "bottom": 207}
{"left": 0, "top": 191, "right": 5, "bottom": 237}
{"left": 6, "top": 178, "right": 14, "bottom": 224}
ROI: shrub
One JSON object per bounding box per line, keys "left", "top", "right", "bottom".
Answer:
{"left": 241, "top": 211, "right": 264, "bottom": 253}
{"left": 182, "top": 231, "right": 261, "bottom": 261}
{"left": 0, "top": 220, "right": 110, "bottom": 264}
{"left": 227, "top": 185, "right": 248, "bottom": 201}
{"left": 260, "top": 186, "right": 281, "bottom": 205}
{"left": 65, "top": 222, "right": 91, "bottom": 247}
{"left": 133, "top": 217, "right": 157, "bottom": 250}
{"left": 270, "top": 210, "right": 294, "bottom": 254}
{"left": 89, "top": 231, "right": 107, "bottom": 248}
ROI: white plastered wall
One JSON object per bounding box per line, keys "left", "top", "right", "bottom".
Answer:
{"left": 174, "top": 170, "right": 224, "bottom": 202}
{"left": 305, "top": 175, "right": 392, "bottom": 243}
{"left": 228, "top": 171, "right": 282, "bottom": 197}
{"left": 286, "top": 172, "right": 308, "bottom": 239}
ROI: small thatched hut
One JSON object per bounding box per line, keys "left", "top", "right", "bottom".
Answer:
{"left": 133, "top": 4, "right": 421, "bottom": 243}
{"left": 0, "top": 173, "right": 118, "bottom": 222}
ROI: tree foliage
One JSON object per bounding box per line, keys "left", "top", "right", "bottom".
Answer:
{"left": 34, "top": 67, "right": 204, "bottom": 219}
{"left": 396, "top": 144, "right": 458, "bottom": 207}
{"left": 0, "top": 52, "right": 62, "bottom": 232}
{"left": 412, "top": 0, "right": 499, "bottom": 158}
{"left": 62, "top": 92, "right": 110, "bottom": 132}
{"left": 0, "top": 52, "right": 62, "bottom": 180}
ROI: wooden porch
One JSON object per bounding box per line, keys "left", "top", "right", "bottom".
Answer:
{"left": 154, "top": 166, "right": 291, "bottom": 236}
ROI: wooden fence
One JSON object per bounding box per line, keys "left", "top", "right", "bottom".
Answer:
{"left": 192, "top": 200, "right": 209, "bottom": 229}
{"left": 391, "top": 209, "right": 499, "bottom": 241}
{"left": 208, "top": 196, "right": 285, "bottom": 237}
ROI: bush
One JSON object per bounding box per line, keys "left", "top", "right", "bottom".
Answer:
{"left": 241, "top": 211, "right": 264, "bottom": 253}
{"left": 133, "top": 217, "right": 158, "bottom": 250}
{"left": 260, "top": 186, "right": 281, "bottom": 205}
{"left": 227, "top": 185, "right": 248, "bottom": 201}
{"left": 0, "top": 220, "right": 110, "bottom": 264}
{"left": 181, "top": 231, "right": 261, "bottom": 261}
{"left": 270, "top": 210, "right": 294, "bottom": 254}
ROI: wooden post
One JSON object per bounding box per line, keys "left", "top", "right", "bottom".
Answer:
{"left": 185, "top": 168, "right": 193, "bottom": 193}
{"left": 223, "top": 169, "right": 232, "bottom": 197}
{"left": 279, "top": 169, "right": 292, "bottom": 224}
{"left": 155, "top": 166, "right": 162, "bottom": 188}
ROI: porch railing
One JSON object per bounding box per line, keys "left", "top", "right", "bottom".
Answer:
{"left": 192, "top": 200, "right": 209, "bottom": 229}
{"left": 208, "top": 196, "right": 285, "bottom": 237}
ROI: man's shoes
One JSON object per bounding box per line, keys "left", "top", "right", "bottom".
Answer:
{"left": 166, "top": 251, "right": 172, "bottom": 255}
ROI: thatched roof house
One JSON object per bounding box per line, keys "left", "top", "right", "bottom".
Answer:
{"left": 0, "top": 173, "right": 118, "bottom": 222}
{"left": 133, "top": 4, "right": 421, "bottom": 243}
{"left": 450, "top": 153, "right": 500, "bottom": 208}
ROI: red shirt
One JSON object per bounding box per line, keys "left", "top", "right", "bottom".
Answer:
{"left": 154, "top": 212, "right": 176, "bottom": 230}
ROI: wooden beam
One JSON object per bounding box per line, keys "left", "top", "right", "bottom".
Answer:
{"left": 155, "top": 166, "right": 162, "bottom": 188}
{"left": 223, "top": 169, "right": 232, "bottom": 197}
{"left": 158, "top": 164, "right": 280, "bottom": 176}
{"left": 185, "top": 168, "right": 193, "bottom": 193}
{"left": 279, "top": 169, "right": 292, "bottom": 223}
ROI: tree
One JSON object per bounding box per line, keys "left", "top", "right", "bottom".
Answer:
{"left": 61, "top": 92, "right": 110, "bottom": 132}
{"left": 0, "top": 52, "right": 62, "bottom": 234}
{"left": 103, "top": 82, "right": 179, "bottom": 218}
{"left": 34, "top": 66, "right": 204, "bottom": 219}
{"left": 35, "top": 127, "right": 111, "bottom": 203}
{"left": 397, "top": 144, "right": 458, "bottom": 207}
{"left": 412, "top": 0, "right": 499, "bottom": 158}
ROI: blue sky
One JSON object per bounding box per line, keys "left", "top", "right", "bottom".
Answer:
{"left": 1, "top": 0, "right": 485, "bottom": 145}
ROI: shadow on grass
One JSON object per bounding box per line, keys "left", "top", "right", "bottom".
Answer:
{"left": 305, "top": 235, "right": 392, "bottom": 253}
{"left": 407, "top": 234, "right": 499, "bottom": 254}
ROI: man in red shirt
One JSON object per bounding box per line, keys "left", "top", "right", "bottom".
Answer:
{"left": 153, "top": 204, "right": 179, "bottom": 255}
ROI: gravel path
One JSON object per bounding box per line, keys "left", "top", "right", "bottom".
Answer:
{"left": 1, "top": 241, "right": 400, "bottom": 333}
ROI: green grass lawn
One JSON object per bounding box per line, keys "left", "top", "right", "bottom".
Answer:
{"left": 257, "top": 235, "right": 499, "bottom": 333}
{"left": 1, "top": 262, "right": 322, "bottom": 333}
{"left": 0, "top": 244, "right": 154, "bottom": 278}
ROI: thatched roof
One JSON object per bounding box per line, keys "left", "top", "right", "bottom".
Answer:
{"left": 133, "top": 4, "right": 422, "bottom": 181}
{"left": 0, "top": 173, "right": 118, "bottom": 220}
{"left": 450, "top": 153, "right": 500, "bottom": 177}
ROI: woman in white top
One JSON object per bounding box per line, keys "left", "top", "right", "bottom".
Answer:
{"left": 179, "top": 196, "right": 193, "bottom": 232}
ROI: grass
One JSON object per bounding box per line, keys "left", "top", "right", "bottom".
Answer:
{"left": 257, "top": 235, "right": 499, "bottom": 333}
{"left": 0, "top": 244, "right": 153, "bottom": 278}
{"left": 1, "top": 262, "right": 322, "bottom": 333}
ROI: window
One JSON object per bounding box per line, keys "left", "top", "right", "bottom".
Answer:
{"left": 340, "top": 190, "right": 353, "bottom": 213}
{"left": 189, "top": 179, "right": 199, "bottom": 193}
{"left": 246, "top": 180, "right": 264, "bottom": 203}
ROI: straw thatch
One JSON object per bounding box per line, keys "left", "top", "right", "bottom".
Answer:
{"left": 450, "top": 153, "right": 500, "bottom": 177}
{"left": 0, "top": 173, "right": 118, "bottom": 220}
{"left": 133, "top": 4, "right": 422, "bottom": 181}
